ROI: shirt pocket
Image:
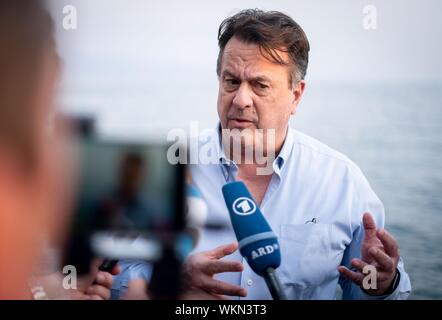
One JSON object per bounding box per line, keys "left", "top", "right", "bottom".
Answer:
{"left": 279, "top": 223, "right": 337, "bottom": 291}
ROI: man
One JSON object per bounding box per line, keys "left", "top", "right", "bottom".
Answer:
{"left": 0, "top": 0, "right": 116, "bottom": 299}
{"left": 185, "top": 9, "right": 411, "bottom": 299}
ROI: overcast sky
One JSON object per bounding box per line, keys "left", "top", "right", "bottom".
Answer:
{"left": 46, "top": 0, "right": 442, "bottom": 136}
{"left": 50, "top": 0, "right": 442, "bottom": 84}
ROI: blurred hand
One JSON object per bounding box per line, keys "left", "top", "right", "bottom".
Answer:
{"left": 37, "top": 260, "right": 120, "bottom": 300}
{"left": 338, "top": 213, "right": 400, "bottom": 295}
{"left": 76, "top": 260, "right": 120, "bottom": 300}
{"left": 182, "top": 242, "right": 247, "bottom": 298}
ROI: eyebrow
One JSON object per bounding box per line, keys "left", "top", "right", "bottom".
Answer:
{"left": 222, "top": 69, "right": 272, "bottom": 83}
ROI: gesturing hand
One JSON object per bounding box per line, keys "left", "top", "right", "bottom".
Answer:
{"left": 183, "top": 242, "right": 247, "bottom": 298}
{"left": 338, "top": 213, "right": 400, "bottom": 295}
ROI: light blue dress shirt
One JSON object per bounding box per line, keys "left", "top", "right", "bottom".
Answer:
{"left": 189, "top": 125, "right": 412, "bottom": 300}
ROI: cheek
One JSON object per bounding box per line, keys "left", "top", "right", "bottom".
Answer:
{"left": 254, "top": 97, "right": 277, "bottom": 127}
{"left": 217, "top": 90, "right": 232, "bottom": 118}
{"left": 255, "top": 99, "right": 290, "bottom": 129}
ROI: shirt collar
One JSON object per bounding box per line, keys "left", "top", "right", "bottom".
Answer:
{"left": 213, "top": 123, "right": 236, "bottom": 181}
{"left": 275, "top": 126, "right": 295, "bottom": 172}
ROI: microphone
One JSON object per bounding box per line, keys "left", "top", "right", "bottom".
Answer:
{"left": 222, "top": 181, "right": 287, "bottom": 300}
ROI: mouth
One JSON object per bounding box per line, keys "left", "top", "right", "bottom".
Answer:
{"left": 227, "top": 118, "right": 256, "bottom": 129}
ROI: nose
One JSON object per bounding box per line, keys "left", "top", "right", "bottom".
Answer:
{"left": 232, "top": 83, "right": 253, "bottom": 110}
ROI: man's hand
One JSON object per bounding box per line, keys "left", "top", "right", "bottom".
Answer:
{"left": 338, "top": 213, "right": 400, "bottom": 295}
{"left": 35, "top": 261, "right": 120, "bottom": 300}
{"left": 183, "top": 242, "right": 247, "bottom": 298}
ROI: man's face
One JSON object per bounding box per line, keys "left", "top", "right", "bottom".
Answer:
{"left": 217, "top": 36, "right": 305, "bottom": 153}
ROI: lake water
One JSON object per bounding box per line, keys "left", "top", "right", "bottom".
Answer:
{"left": 64, "top": 81, "right": 442, "bottom": 299}
{"left": 294, "top": 83, "right": 442, "bottom": 299}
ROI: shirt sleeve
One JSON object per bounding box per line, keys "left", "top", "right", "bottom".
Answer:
{"left": 339, "top": 166, "right": 412, "bottom": 300}
{"left": 111, "top": 260, "right": 152, "bottom": 300}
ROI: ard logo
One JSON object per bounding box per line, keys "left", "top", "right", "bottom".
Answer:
{"left": 232, "top": 197, "right": 256, "bottom": 216}
{"left": 251, "top": 244, "right": 280, "bottom": 260}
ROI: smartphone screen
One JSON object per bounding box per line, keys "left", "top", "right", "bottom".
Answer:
{"left": 63, "top": 136, "right": 185, "bottom": 273}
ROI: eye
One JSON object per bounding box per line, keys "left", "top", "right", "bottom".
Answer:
{"left": 253, "top": 81, "right": 269, "bottom": 92}
{"left": 223, "top": 77, "right": 240, "bottom": 91}
{"left": 225, "top": 78, "right": 240, "bottom": 85}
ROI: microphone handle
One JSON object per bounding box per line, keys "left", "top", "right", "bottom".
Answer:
{"left": 263, "top": 267, "right": 287, "bottom": 300}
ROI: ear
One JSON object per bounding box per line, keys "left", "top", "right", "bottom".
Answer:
{"left": 290, "top": 80, "right": 306, "bottom": 115}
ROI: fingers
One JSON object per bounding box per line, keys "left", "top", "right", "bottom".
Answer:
{"left": 94, "top": 271, "right": 113, "bottom": 290}
{"left": 338, "top": 266, "right": 364, "bottom": 286}
{"left": 85, "top": 271, "right": 113, "bottom": 300}
{"left": 350, "top": 258, "right": 370, "bottom": 272}
{"left": 86, "top": 284, "right": 111, "bottom": 300}
{"left": 346, "top": 257, "right": 397, "bottom": 294}
{"left": 185, "top": 243, "right": 244, "bottom": 297}
{"left": 202, "top": 259, "right": 244, "bottom": 275}
{"left": 202, "top": 276, "right": 247, "bottom": 297}
{"left": 182, "top": 288, "right": 226, "bottom": 300}
{"left": 377, "top": 229, "right": 399, "bottom": 259}
{"left": 362, "top": 213, "right": 377, "bottom": 240}
{"left": 369, "top": 247, "right": 395, "bottom": 271}
{"left": 209, "top": 242, "right": 238, "bottom": 259}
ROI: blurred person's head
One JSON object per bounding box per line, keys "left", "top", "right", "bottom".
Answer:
{"left": 0, "top": 0, "right": 66, "bottom": 298}
{"left": 216, "top": 9, "right": 309, "bottom": 156}
{"left": 118, "top": 153, "right": 145, "bottom": 200}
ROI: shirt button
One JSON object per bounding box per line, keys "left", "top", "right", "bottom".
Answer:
{"left": 246, "top": 279, "right": 253, "bottom": 286}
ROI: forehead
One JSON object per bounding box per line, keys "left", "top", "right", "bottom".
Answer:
{"left": 221, "top": 37, "right": 289, "bottom": 79}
